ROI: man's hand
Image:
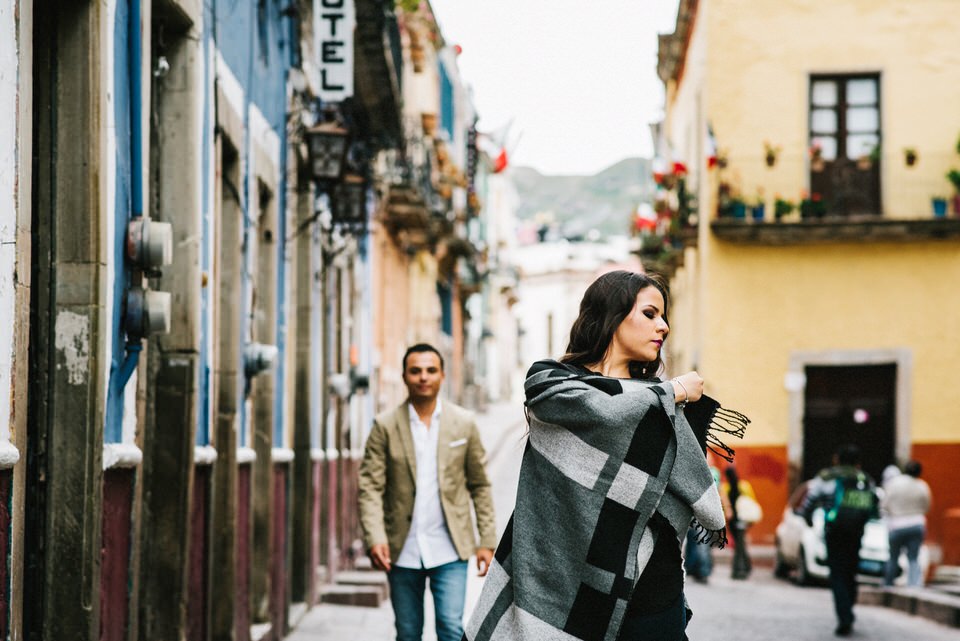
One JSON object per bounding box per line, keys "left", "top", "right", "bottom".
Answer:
{"left": 476, "top": 547, "right": 494, "bottom": 577}
{"left": 369, "top": 543, "right": 392, "bottom": 572}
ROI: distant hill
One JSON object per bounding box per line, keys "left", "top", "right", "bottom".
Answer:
{"left": 511, "top": 158, "right": 655, "bottom": 238}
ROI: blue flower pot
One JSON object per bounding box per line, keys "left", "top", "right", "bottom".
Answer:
{"left": 932, "top": 198, "right": 948, "bottom": 218}
{"left": 751, "top": 204, "right": 765, "bottom": 221}
{"left": 732, "top": 202, "right": 747, "bottom": 219}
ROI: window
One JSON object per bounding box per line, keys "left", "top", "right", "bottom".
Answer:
{"left": 808, "top": 74, "right": 881, "bottom": 216}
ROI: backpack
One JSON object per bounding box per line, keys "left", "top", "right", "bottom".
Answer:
{"left": 825, "top": 472, "right": 876, "bottom": 533}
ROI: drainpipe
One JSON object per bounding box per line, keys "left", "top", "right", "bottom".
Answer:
{"left": 108, "top": 1, "right": 173, "bottom": 435}
{"left": 120, "top": 0, "right": 145, "bottom": 387}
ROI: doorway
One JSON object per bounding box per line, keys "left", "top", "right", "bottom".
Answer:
{"left": 802, "top": 364, "right": 896, "bottom": 483}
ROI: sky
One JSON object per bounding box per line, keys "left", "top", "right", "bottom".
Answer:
{"left": 428, "top": 0, "right": 680, "bottom": 176}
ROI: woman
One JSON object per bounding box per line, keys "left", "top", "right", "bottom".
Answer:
{"left": 882, "top": 460, "right": 931, "bottom": 586}
{"left": 465, "top": 271, "right": 748, "bottom": 641}
{"left": 721, "top": 465, "right": 758, "bottom": 580}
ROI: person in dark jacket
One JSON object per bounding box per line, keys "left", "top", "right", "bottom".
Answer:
{"left": 801, "top": 444, "right": 879, "bottom": 637}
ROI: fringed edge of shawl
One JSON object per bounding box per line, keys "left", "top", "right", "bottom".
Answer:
{"left": 705, "top": 406, "right": 750, "bottom": 463}
{"left": 691, "top": 519, "right": 728, "bottom": 549}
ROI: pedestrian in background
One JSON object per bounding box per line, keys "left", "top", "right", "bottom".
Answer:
{"left": 721, "top": 465, "right": 761, "bottom": 580}
{"left": 465, "top": 270, "right": 748, "bottom": 641}
{"left": 802, "top": 444, "right": 879, "bottom": 637}
{"left": 881, "top": 463, "right": 902, "bottom": 489}
{"left": 358, "top": 343, "right": 497, "bottom": 641}
{"left": 684, "top": 465, "right": 721, "bottom": 584}
{"left": 882, "top": 460, "right": 931, "bottom": 587}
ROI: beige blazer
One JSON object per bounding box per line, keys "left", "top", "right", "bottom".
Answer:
{"left": 358, "top": 400, "right": 497, "bottom": 562}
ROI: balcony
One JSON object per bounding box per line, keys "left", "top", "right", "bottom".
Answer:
{"left": 711, "top": 216, "right": 960, "bottom": 245}
{"left": 707, "top": 148, "right": 960, "bottom": 245}
{"left": 353, "top": 0, "right": 404, "bottom": 147}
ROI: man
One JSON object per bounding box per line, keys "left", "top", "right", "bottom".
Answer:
{"left": 882, "top": 460, "right": 931, "bottom": 587}
{"left": 358, "top": 343, "right": 496, "bottom": 641}
{"left": 802, "top": 444, "right": 879, "bottom": 637}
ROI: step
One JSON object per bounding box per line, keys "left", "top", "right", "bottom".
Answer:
{"left": 319, "top": 584, "right": 384, "bottom": 608}
{"left": 335, "top": 570, "right": 390, "bottom": 599}
{"left": 931, "top": 565, "right": 960, "bottom": 583}
{"left": 861, "top": 586, "right": 960, "bottom": 628}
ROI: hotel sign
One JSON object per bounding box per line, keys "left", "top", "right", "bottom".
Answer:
{"left": 317, "top": 0, "right": 355, "bottom": 102}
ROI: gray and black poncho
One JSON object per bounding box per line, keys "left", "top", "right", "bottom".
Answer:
{"left": 464, "top": 360, "right": 748, "bottom": 641}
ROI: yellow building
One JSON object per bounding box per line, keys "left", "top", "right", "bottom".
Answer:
{"left": 657, "top": 0, "right": 960, "bottom": 553}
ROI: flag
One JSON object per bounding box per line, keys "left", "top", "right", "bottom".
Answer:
{"left": 706, "top": 122, "right": 718, "bottom": 169}
{"left": 479, "top": 119, "right": 519, "bottom": 174}
{"left": 492, "top": 148, "right": 508, "bottom": 174}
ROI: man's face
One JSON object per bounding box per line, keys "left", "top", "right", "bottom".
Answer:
{"left": 403, "top": 351, "right": 444, "bottom": 402}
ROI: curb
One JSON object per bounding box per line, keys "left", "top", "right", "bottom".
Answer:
{"left": 860, "top": 586, "right": 960, "bottom": 628}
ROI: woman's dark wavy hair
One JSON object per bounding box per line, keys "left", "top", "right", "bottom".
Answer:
{"left": 560, "top": 270, "right": 670, "bottom": 380}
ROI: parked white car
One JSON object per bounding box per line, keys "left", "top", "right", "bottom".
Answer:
{"left": 774, "top": 480, "right": 928, "bottom": 585}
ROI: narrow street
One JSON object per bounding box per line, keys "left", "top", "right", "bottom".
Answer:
{"left": 292, "top": 402, "right": 959, "bottom": 640}
{"left": 685, "top": 572, "right": 957, "bottom": 641}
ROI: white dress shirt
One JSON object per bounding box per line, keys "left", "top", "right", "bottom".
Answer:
{"left": 395, "top": 399, "right": 461, "bottom": 569}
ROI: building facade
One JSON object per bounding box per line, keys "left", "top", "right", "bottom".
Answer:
{"left": 2, "top": 1, "right": 495, "bottom": 639}
{"left": 655, "top": 0, "right": 960, "bottom": 559}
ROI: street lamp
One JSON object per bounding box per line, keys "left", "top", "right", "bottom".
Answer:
{"left": 332, "top": 173, "right": 368, "bottom": 232}
{"left": 306, "top": 119, "right": 350, "bottom": 183}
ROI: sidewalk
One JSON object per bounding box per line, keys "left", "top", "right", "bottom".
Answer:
{"left": 713, "top": 545, "right": 960, "bottom": 630}
{"left": 288, "top": 400, "right": 527, "bottom": 641}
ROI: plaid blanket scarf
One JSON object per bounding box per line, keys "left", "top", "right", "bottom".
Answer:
{"left": 464, "top": 360, "right": 748, "bottom": 641}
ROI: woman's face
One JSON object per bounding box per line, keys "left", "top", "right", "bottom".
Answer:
{"left": 610, "top": 286, "right": 669, "bottom": 364}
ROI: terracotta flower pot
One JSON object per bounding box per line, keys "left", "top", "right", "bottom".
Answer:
{"left": 421, "top": 112, "right": 437, "bottom": 136}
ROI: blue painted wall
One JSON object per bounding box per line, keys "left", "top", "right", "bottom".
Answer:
{"left": 439, "top": 60, "right": 455, "bottom": 142}
{"left": 105, "top": 0, "right": 135, "bottom": 443}
{"left": 209, "top": 0, "right": 292, "bottom": 448}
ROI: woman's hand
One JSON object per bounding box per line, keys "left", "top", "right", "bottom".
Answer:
{"left": 671, "top": 371, "right": 704, "bottom": 403}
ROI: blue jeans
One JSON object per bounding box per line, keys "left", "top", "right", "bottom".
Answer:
{"left": 683, "top": 527, "right": 712, "bottom": 580}
{"left": 885, "top": 524, "right": 925, "bottom": 587}
{"left": 387, "top": 560, "right": 468, "bottom": 641}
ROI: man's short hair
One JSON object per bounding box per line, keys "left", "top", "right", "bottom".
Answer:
{"left": 904, "top": 460, "right": 923, "bottom": 477}
{"left": 837, "top": 443, "right": 862, "bottom": 466}
{"left": 402, "top": 343, "right": 444, "bottom": 372}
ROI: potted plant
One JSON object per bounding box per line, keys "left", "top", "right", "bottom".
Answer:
{"left": 800, "top": 192, "right": 827, "bottom": 219}
{"left": 904, "top": 147, "right": 918, "bottom": 167}
{"left": 763, "top": 141, "right": 781, "bottom": 168}
{"left": 421, "top": 112, "right": 437, "bottom": 136}
{"left": 932, "top": 196, "right": 948, "bottom": 218}
{"left": 730, "top": 197, "right": 747, "bottom": 219}
{"left": 717, "top": 149, "right": 729, "bottom": 170}
{"left": 809, "top": 142, "right": 825, "bottom": 172}
{"left": 717, "top": 181, "right": 747, "bottom": 219}
{"left": 856, "top": 143, "right": 880, "bottom": 170}
{"left": 750, "top": 190, "right": 766, "bottom": 221}
{"left": 774, "top": 196, "right": 795, "bottom": 222}
{"left": 948, "top": 169, "right": 960, "bottom": 216}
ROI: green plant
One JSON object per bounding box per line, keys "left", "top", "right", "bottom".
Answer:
{"left": 396, "top": 0, "right": 421, "bottom": 12}
{"left": 948, "top": 169, "right": 960, "bottom": 193}
{"left": 763, "top": 141, "right": 781, "bottom": 167}
{"left": 800, "top": 193, "right": 828, "bottom": 218}
{"left": 774, "top": 197, "right": 795, "bottom": 220}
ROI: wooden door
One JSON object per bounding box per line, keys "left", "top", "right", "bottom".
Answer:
{"left": 802, "top": 364, "right": 896, "bottom": 483}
